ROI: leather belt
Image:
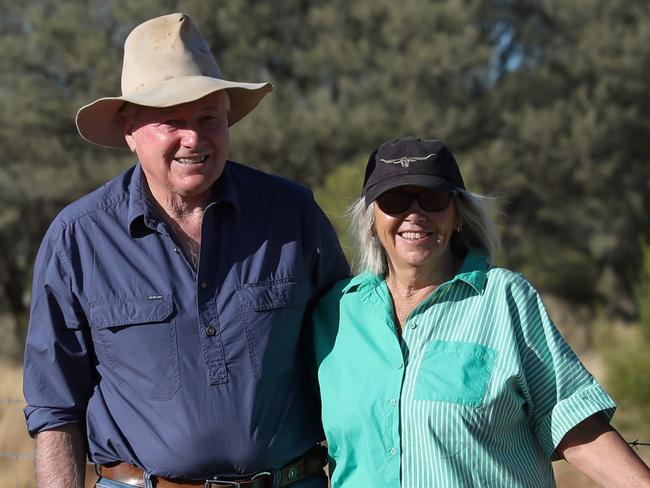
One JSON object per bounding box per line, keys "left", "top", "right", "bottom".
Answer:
{"left": 98, "top": 445, "right": 328, "bottom": 488}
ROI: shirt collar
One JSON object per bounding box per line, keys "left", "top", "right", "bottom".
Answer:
{"left": 449, "top": 248, "right": 489, "bottom": 293}
{"left": 209, "top": 162, "right": 241, "bottom": 210}
{"left": 341, "top": 248, "right": 489, "bottom": 297}
{"left": 127, "top": 161, "right": 241, "bottom": 237}
{"left": 342, "top": 271, "right": 382, "bottom": 294}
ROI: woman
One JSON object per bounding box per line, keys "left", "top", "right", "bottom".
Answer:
{"left": 312, "top": 136, "right": 650, "bottom": 487}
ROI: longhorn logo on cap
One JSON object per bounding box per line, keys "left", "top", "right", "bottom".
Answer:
{"left": 379, "top": 153, "right": 435, "bottom": 168}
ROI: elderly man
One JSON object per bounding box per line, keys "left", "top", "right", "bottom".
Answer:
{"left": 23, "top": 13, "right": 349, "bottom": 488}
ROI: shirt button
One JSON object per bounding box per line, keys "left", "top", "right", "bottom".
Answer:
{"left": 200, "top": 281, "right": 208, "bottom": 289}
{"left": 410, "top": 321, "right": 417, "bottom": 329}
{"left": 389, "top": 448, "right": 397, "bottom": 456}
{"left": 389, "top": 399, "right": 397, "bottom": 406}
{"left": 206, "top": 326, "right": 217, "bottom": 336}
{"left": 396, "top": 362, "right": 403, "bottom": 369}
{"left": 173, "top": 247, "right": 181, "bottom": 254}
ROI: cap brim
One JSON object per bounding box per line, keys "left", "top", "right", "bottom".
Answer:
{"left": 76, "top": 76, "right": 273, "bottom": 148}
{"left": 364, "top": 174, "right": 458, "bottom": 205}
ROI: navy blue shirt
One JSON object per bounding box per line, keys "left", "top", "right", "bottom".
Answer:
{"left": 23, "top": 161, "right": 349, "bottom": 481}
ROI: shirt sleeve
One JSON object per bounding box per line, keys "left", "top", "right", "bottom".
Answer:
{"left": 23, "top": 223, "right": 93, "bottom": 437}
{"left": 306, "top": 198, "right": 351, "bottom": 303}
{"left": 509, "top": 275, "right": 616, "bottom": 459}
{"left": 301, "top": 197, "right": 350, "bottom": 388}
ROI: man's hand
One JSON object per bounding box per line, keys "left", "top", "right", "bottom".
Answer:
{"left": 35, "top": 424, "right": 86, "bottom": 488}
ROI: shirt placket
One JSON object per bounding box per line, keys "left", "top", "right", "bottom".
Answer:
{"left": 370, "top": 284, "right": 404, "bottom": 487}
{"left": 196, "top": 204, "right": 229, "bottom": 385}
{"left": 399, "top": 285, "right": 450, "bottom": 488}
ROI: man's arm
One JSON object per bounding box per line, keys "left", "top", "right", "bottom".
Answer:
{"left": 35, "top": 424, "right": 86, "bottom": 488}
{"left": 557, "top": 413, "right": 650, "bottom": 488}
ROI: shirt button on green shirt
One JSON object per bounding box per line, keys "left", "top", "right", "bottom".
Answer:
{"left": 312, "top": 250, "right": 616, "bottom": 488}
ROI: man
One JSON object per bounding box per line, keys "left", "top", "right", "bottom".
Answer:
{"left": 23, "top": 13, "right": 349, "bottom": 488}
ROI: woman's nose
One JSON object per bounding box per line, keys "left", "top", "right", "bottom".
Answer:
{"left": 404, "top": 199, "right": 426, "bottom": 220}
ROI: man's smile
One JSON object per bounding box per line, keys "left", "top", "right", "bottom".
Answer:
{"left": 174, "top": 155, "right": 209, "bottom": 165}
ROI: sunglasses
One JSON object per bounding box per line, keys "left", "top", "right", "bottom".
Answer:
{"left": 376, "top": 190, "right": 452, "bottom": 214}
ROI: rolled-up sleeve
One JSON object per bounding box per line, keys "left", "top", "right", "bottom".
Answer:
{"left": 512, "top": 277, "right": 616, "bottom": 459}
{"left": 23, "top": 223, "right": 93, "bottom": 437}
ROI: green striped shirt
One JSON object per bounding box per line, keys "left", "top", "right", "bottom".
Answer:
{"left": 312, "top": 250, "right": 615, "bottom": 487}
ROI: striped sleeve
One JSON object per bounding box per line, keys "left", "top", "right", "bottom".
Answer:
{"left": 508, "top": 275, "right": 616, "bottom": 458}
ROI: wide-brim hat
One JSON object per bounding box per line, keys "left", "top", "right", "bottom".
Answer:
{"left": 76, "top": 13, "right": 273, "bottom": 149}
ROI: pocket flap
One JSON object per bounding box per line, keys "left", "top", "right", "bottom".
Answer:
{"left": 238, "top": 279, "right": 309, "bottom": 311}
{"left": 88, "top": 295, "right": 174, "bottom": 329}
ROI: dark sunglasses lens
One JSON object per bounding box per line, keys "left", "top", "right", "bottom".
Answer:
{"left": 419, "top": 192, "right": 452, "bottom": 211}
{"left": 376, "top": 192, "right": 410, "bottom": 213}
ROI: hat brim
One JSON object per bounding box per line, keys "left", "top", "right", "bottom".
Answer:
{"left": 364, "top": 174, "right": 458, "bottom": 205}
{"left": 76, "top": 75, "right": 273, "bottom": 148}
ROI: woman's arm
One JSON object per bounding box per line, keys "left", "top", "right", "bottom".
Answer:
{"left": 557, "top": 414, "right": 650, "bottom": 488}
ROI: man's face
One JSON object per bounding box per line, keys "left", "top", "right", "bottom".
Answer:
{"left": 122, "top": 91, "right": 230, "bottom": 201}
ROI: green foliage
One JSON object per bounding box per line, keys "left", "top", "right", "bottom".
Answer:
{"left": 470, "top": 0, "right": 650, "bottom": 314}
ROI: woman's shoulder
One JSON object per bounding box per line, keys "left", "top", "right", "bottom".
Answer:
{"left": 315, "top": 276, "right": 354, "bottom": 311}
{"left": 321, "top": 276, "right": 354, "bottom": 300}
{"left": 314, "top": 272, "right": 380, "bottom": 313}
{"left": 485, "top": 265, "right": 539, "bottom": 297}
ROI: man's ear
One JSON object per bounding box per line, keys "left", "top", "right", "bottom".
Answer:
{"left": 120, "top": 113, "right": 137, "bottom": 153}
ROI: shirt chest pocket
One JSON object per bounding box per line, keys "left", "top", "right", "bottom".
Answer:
{"left": 414, "top": 341, "right": 496, "bottom": 407}
{"left": 237, "top": 279, "right": 310, "bottom": 379}
{"left": 88, "top": 295, "right": 180, "bottom": 400}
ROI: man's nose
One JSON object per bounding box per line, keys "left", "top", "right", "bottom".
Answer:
{"left": 179, "top": 126, "right": 200, "bottom": 146}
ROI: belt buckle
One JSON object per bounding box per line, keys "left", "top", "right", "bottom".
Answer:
{"left": 205, "top": 480, "right": 241, "bottom": 488}
{"left": 204, "top": 471, "right": 271, "bottom": 488}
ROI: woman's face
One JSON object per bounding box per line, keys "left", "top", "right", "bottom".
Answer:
{"left": 373, "top": 186, "right": 459, "bottom": 275}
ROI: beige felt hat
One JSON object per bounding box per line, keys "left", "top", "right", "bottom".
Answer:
{"left": 75, "top": 13, "right": 273, "bottom": 148}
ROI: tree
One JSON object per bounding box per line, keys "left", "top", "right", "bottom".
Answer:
{"left": 470, "top": 0, "right": 650, "bottom": 313}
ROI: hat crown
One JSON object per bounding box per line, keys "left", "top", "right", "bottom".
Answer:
{"left": 362, "top": 136, "right": 465, "bottom": 205}
{"left": 121, "top": 13, "right": 222, "bottom": 95}
{"left": 377, "top": 137, "right": 446, "bottom": 162}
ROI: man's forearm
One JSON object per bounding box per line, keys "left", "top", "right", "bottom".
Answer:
{"left": 35, "top": 424, "right": 86, "bottom": 488}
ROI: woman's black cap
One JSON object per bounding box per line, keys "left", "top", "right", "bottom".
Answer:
{"left": 362, "top": 136, "right": 465, "bottom": 205}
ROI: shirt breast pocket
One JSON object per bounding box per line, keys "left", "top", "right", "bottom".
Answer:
{"left": 88, "top": 295, "right": 180, "bottom": 400}
{"left": 237, "top": 279, "right": 310, "bottom": 379}
{"left": 414, "top": 341, "right": 496, "bottom": 407}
